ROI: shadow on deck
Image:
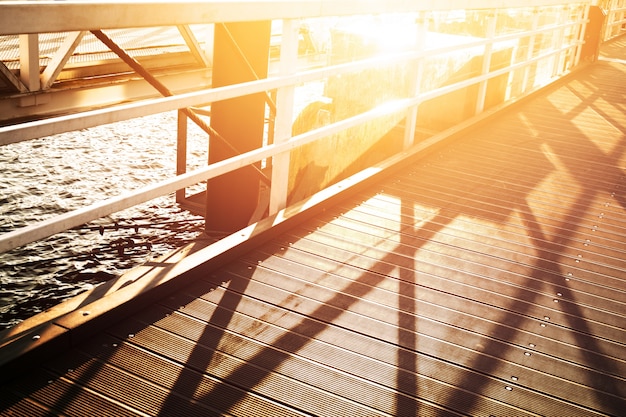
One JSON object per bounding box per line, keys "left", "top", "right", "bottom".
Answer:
{"left": 1, "top": 37, "right": 625, "bottom": 416}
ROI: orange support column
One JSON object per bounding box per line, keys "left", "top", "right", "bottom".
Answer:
{"left": 205, "top": 21, "right": 271, "bottom": 234}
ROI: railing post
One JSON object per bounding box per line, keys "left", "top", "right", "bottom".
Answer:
{"left": 176, "top": 109, "right": 188, "bottom": 204}
{"left": 269, "top": 19, "right": 298, "bottom": 215}
{"left": 403, "top": 12, "right": 427, "bottom": 150}
{"left": 553, "top": 6, "right": 569, "bottom": 77}
{"left": 522, "top": 8, "right": 541, "bottom": 93}
{"left": 475, "top": 11, "right": 497, "bottom": 115}
{"left": 572, "top": 4, "right": 590, "bottom": 68}
{"left": 607, "top": 0, "right": 626, "bottom": 40}
{"left": 605, "top": 0, "right": 616, "bottom": 40}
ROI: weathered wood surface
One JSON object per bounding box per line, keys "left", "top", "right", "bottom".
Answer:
{"left": 1, "top": 40, "right": 625, "bottom": 416}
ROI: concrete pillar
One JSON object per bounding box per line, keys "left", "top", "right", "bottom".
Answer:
{"left": 205, "top": 21, "right": 271, "bottom": 234}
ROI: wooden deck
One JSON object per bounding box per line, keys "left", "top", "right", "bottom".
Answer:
{"left": 1, "top": 38, "right": 625, "bottom": 416}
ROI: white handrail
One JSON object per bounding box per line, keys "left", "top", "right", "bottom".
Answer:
{"left": 0, "top": 2, "right": 594, "bottom": 253}
{"left": 604, "top": 3, "right": 626, "bottom": 40}
{"left": 0, "top": 19, "right": 585, "bottom": 146}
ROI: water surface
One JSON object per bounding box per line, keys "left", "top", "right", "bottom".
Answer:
{"left": 0, "top": 111, "right": 209, "bottom": 330}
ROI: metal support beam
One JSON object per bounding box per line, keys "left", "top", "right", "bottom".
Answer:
{"left": 19, "top": 34, "right": 40, "bottom": 91}
{"left": 177, "top": 25, "right": 211, "bottom": 67}
{"left": 582, "top": 5, "right": 604, "bottom": 61}
{"left": 218, "top": 23, "right": 276, "bottom": 113}
{"left": 205, "top": 21, "right": 271, "bottom": 234}
{"left": 0, "top": 0, "right": 595, "bottom": 36}
{"left": 40, "top": 31, "right": 85, "bottom": 90}
{"left": 0, "top": 61, "right": 28, "bottom": 93}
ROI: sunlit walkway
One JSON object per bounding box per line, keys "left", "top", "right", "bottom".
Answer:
{"left": 1, "top": 36, "right": 625, "bottom": 417}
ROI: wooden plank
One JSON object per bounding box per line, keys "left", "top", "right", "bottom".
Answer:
{"left": 378, "top": 177, "right": 626, "bottom": 280}
{"left": 344, "top": 185, "right": 625, "bottom": 268}
{"left": 376, "top": 172, "right": 626, "bottom": 264}
{"left": 301, "top": 208, "right": 626, "bottom": 318}
{"left": 242, "top": 242, "right": 626, "bottom": 378}
{"left": 125, "top": 289, "right": 465, "bottom": 416}
{"left": 203, "top": 263, "right": 621, "bottom": 415}
{"left": 159, "top": 277, "right": 597, "bottom": 416}
{"left": 282, "top": 214, "right": 625, "bottom": 336}
{"left": 7, "top": 367, "right": 139, "bottom": 416}
{"left": 49, "top": 332, "right": 303, "bottom": 417}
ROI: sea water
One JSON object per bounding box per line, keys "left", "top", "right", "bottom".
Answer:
{"left": 0, "top": 111, "right": 209, "bottom": 330}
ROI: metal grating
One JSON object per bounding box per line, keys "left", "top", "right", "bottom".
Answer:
{"left": 0, "top": 27, "right": 210, "bottom": 70}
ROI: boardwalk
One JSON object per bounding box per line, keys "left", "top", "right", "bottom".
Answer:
{"left": 1, "top": 37, "right": 625, "bottom": 416}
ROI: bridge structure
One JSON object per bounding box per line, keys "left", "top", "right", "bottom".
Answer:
{"left": 1, "top": 1, "right": 625, "bottom": 415}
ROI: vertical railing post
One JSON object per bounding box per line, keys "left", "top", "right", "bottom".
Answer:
{"left": 602, "top": 0, "right": 609, "bottom": 41}
{"left": 176, "top": 109, "right": 188, "bottom": 203}
{"left": 615, "top": 0, "right": 620, "bottom": 37}
{"left": 403, "top": 12, "right": 427, "bottom": 150}
{"left": 553, "top": 6, "right": 569, "bottom": 76}
{"left": 269, "top": 19, "right": 299, "bottom": 215}
{"left": 522, "top": 8, "right": 541, "bottom": 94}
{"left": 605, "top": 0, "right": 616, "bottom": 40}
{"left": 572, "top": 3, "right": 590, "bottom": 68}
{"left": 475, "top": 11, "right": 497, "bottom": 115}
{"left": 617, "top": 0, "right": 626, "bottom": 38}
{"left": 19, "top": 34, "right": 40, "bottom": 92}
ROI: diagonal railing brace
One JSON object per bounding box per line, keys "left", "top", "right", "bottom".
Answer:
{"left": 90, "top": 29, "right": 271, "bottom": 185}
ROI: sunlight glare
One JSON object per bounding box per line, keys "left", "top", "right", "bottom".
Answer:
{"left": 332, "top": 12, "right": 477, "bottom": 56}
{"left": 338, "top": 14, "right": 419, "bottom": 55}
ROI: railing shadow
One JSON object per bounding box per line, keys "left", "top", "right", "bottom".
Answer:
{"left": 436, "top": 63, "right": 626, "bottom": 414}
{"left": 79, "top": 64, "right": 625, "bottom": 415}
{"left": 172, "top": 62, "right": 624, "bottom": 415}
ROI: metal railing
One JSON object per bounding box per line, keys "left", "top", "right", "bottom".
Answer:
{"left": 0, "top": 0, "right": 607, "bottom": 254}
{"left": 603, "top": 0, "right": 626, "bottom": 40}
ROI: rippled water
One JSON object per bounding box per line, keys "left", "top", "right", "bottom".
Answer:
{"left": 0, "top": 111, "right": 210, "bottom": 330}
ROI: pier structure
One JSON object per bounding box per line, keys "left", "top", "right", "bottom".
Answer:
{"left": 1, "top": 1, "right": 626, "bottom": 415}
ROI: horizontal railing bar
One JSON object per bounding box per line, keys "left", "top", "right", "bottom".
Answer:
{"left": 0, "top": 96, "right": 414, "bottom": 253}
{"left": 0, "top": 18, "right": 585, "bottom": 146}
{"left": 0, "top": 51, "right": 415, "bottom": 145}
{"left": 418, "top": 43, "right": 582, "bottom": 104}
{"left": 0, "top": 0, "right": 592, "bottom": 36}
{"left": 608, "top": 16, "right": 626, "bottom": 26}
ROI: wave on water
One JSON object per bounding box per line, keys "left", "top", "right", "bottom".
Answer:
{"left": 0, "top": 111, "right": 210, "bottom": 330}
